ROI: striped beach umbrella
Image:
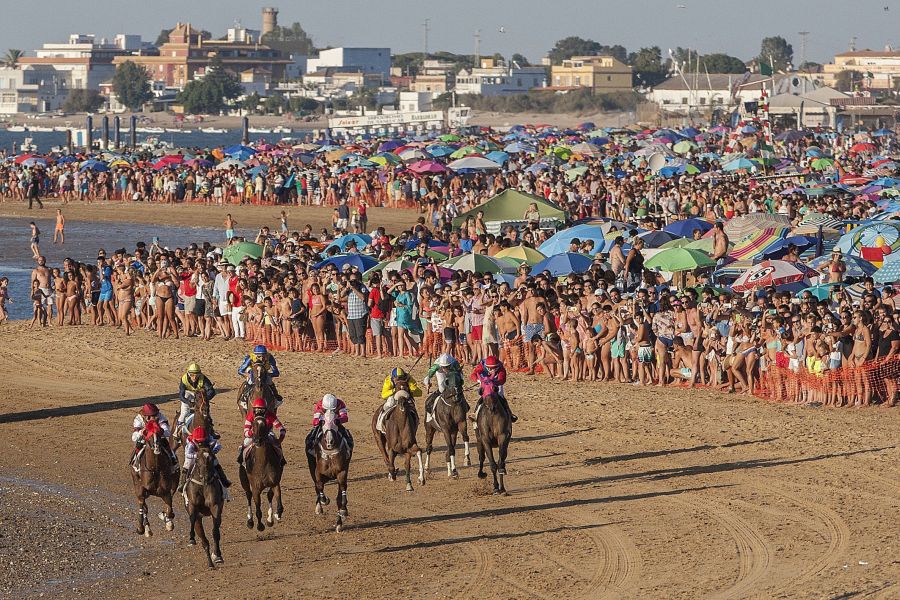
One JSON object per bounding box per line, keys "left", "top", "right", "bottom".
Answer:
{"left": 722, "top": 213, "right": 792, "bottom": 239}
{"left": 728, "top": 227, "right": 790, "bottom": 260}
{"left": 798, "top": 211, "right": 843, "bottom": 230}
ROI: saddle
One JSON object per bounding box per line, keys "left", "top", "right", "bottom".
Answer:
{"left": 243, "top": 440, "right": 286, "bottom": 467}
{"left": 378, "top": 399, "right": 418, "bottom": 434}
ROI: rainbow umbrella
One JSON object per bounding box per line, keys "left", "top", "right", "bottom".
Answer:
{"left": 494, "top": 245, "right": 547, "bottom": 266}
{"left": 728, "top": 227, "right": 791, "bottom": 260}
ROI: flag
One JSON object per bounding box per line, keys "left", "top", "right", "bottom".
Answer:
{"left": 759, "top": 61, "right": 773, "bottom": 76}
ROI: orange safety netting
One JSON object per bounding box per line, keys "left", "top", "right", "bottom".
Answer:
{"left": 755, "top": 356, "right": 900, "bottom": 406}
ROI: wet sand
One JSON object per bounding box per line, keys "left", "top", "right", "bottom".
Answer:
{"left": 0, "top": 323, "right": 897, "bottom": 599}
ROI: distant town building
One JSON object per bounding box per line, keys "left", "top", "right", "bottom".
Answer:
{"left": 821, "top": 48, "right": 900, "bottom": 90}
{"left": 0, "top": 65, "right": 69, "bottom": 113}
{"left": 112, "top": 23, "right": 290, "bottom": 89}
{"left": 548, "top": 56, "right": 633, "bottom": 93}
{"left": 454, "top": 58, "right": 545, "bottom": 97}
{"left": 19, "top": 33, "right": 141, "bottom": 91}
{"left": 306, "top": 47, "right": 391, "bottom": 80}
{"left": 411, "top": 59, "right": 455, "bottom": 95}
{"left": 398, "top": 91, "right": 433, "bottom": 112}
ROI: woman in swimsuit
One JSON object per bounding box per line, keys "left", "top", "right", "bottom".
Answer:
{"left": 308, "top": 283, "right": 327, "bottom": 351}
{"left": 151, "top": 261, "right": 179, "bottom": 339}
{"left": 115, "top": 264, "right": 135, "bottom": 336}
{"left": 53, "top": 268, "right": 66, "bottom": 326}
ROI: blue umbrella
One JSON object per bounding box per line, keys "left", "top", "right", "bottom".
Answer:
{"left": 314, "top": 254, "right": 379, "bottom": 272}
{"left": 532, "top": 253, "right": 594, "bottom": 277}
{"left": 760, "top": 236, "right": 816, "bottom": 260}
{"left": 425, "top": 145, "right": 456, "bottom": 158}
{"left": 723, "top": 158, "right": 756, "bottom": 172}
{"left": 22, "top": 157, "right": 48, "bottom": 167}
{"left": 378, "top": 140, "right": 403, "bottom": 152}
{"left": 539, "top": 224, "right": 608, "bottom": 256}
{"left": 807, "top": 254, "right": 878, "bottom": 278}
{"left": 247, "top": 164, "right": 269, "bottom": 177}
{"left": 873, "top": 255, "right": 900, "bottom": 283}
{"left": 637, "top": 230, "right": 680, "bottom": 248}
{"left": 224, "top": 144, "right": 257, "bottom": 156}
{"left": 324, "top": 233, "right": 373, "bottom": 253}
{"left": 663, "top": 218, "right": 714, "bottom": 238}
{"left": 798, "top": 283, "right": 846, "bottom": 301}
{"left": 872, "top": 128, "right": 894, "bottom": 137}
{"left": 485, "top": 150, "right": 510, "bottom": 164}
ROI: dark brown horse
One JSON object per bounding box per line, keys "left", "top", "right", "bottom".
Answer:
{"left": 474, "top": 379, "right": 512, "bottom": 495}
{"left": 237, "top": 362, "right": 278, "bottom": 418}
{"left": 371, "top": 389, "right": 425, "bottom": 492}
{"left": 130, "top": 420, "right": 178, "bottom": 536}
{"left": 184, "top": 447, "right": 225, "bottom": 567}
{"left": 238, "top": 415, "right": 284, "bottom": 531}
{"left": 306, "top": 409, "right": 352, "bottom": 532}
{"left": 173, "top": 388, "right": 213, "bottom": 453}
{"left": 424, "top": 380, "right": 471, "bottom": 479}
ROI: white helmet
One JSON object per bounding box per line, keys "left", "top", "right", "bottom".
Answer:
{"left": 437, "top": 353, "right": 454, "bottom": 368}
{"left": 321, "top": 394, "right": 338, "bottom": 411}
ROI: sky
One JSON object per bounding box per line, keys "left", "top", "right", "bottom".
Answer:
{"left": 2, "top": 0, "right": 898, "bottom": 65}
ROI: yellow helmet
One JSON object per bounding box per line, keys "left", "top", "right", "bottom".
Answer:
{"left": 187, "top": 363, "right": 201, "bottom": 374}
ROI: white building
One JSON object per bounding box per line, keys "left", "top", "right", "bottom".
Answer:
{"left": 398, "top": 91, "right": 433, "bottom": 112}
{"left": 306, "top": 47, "right": 391, "bottom": 80}
{"left": 19, "top": 33, "right": 141, "bottom": 91}
{"left": 454, "top": 58, "right": 545, "bottom": 96}
{"left": 0, "top": 65, "right": 69, "bottom": 114}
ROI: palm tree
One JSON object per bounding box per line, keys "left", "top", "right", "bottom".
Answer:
{"left": 3, "top": 49, "right": 23, "bottom": 69}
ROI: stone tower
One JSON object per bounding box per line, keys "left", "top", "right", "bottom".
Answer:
{"left": 262, "top": 7, "right": 278, "bottom": 37}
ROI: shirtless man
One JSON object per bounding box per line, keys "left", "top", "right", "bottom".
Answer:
{"left": 669, "top": 337, "right": 695, "bottom": 382}
{"left": 53, "top": 209, "right": 65, "bottom": 244}
{"left": 224, "top": 214, "right": 237, "bottom": 243}
{"left": 29, "top": 222, "right": 41, "bottom": 259}
{"left": 634, "top": 305, "right": 655, "bottom": 385}
{"left": 683, "top": 293, "right": 705, "bottom": 387}
{"left": 533, "top": 334, "right": 563, "bottom": 379}
{"left": 495, "top": 301, "right": 521, "bottom": 368}
{"left": 115, "top": 264, "right": 135, "bottom": 335}
{"left": 711, "top": 222, "right": 729, "bottom": 283}
{"left": 518, "top": 287, "right": 544, "bottom": 374}
{"left": 31, "top": 256, "right": 52, "bottom": 320}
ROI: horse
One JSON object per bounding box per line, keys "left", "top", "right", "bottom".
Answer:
{"left": 424, "top": 378, "right": 471, "bottom": 479}
{"left": 237, "top": 362, "right": 278, "bottom": 418}
{"left": 183, "top": 446, "right": 225, "bottom": 567}
{"left": 371, "top": 388, "right": 425, "bottom": 492}
{"left": 130, "top": 420, "right": 178, "bottom": 537}
{"left": 173, "top": 388, "right": 214, "bottom": 453}
{"left": 306, "top": 409, "right": 352, "bottom": 532}
{"left": 474, "top": 378, "right": 513, "bottom": 495}
{"left": 238, "top": 414, "right": 285, "bottom": 531}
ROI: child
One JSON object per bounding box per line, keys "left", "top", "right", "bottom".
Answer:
{"left": 30, "top": 280, "right": 47, "bottom": 328}
{"left": 0, "top": 277, "right": 10, "bottom": 324}
{"left": 29, "top": 221, "right": 40, "bottom": 259}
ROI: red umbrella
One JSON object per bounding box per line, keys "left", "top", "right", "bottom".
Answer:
{"left": 14, "top": 153, "right": 41, "bottom": 164}
{"left": 732, "top": 260, "right": 818, "bottom": 292}
{"left": 850, "top": 142, "right": 876, "bottom": 154}
{"left": 408, "top": 160, "right": 447, "bottom": 174}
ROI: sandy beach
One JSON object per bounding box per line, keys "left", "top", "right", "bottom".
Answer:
{"left": 0, "top": 320, "right": 897, "bottom": 599}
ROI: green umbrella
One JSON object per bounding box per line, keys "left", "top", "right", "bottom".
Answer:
{"left": 494, "top": 245, "right": 547, "bottom": 266}
{"left": 223, "top": 241, "right": 263, "bottom": 265}
{"left": 644, "top": 248, "right": 716, "bottom": 272}
{"left": 565, "top": 165, "right": 588, "bottom": 182}
{"left": 684, "top": 237, "right": 733, "bottom": 254}
{"left": 439, "top": 134, "right": 461, "bottom": 142}
{"left": 673, "top": 140, "right": 698, "bottom": 154}
{"left": 449, "top": 145, "right": 480, "bottom": 159}
{"left": 811, "top": 157, "right": 835, "bottom": 170}
{"left": 659, "top": 237, "right": 694, "bottom": 249}
{"left": 363, "top": 258, "right": 414, "bottom": 281}
{"left": 442, "top": 253, "right": 516, "bottom": 274}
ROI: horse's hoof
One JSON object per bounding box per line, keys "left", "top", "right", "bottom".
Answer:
{"left": 188, "top": 539, "right": 196, "bottom": 546}
{"left": 256, "top": 523, "right": 265, "bottom": 532}
{"left": 335, "top": 523, "right": 344, "bottom": 533}
{"left": 214, "top": 555, "right": 224, "bottom": 565}
{"left": 157, "top": 512, "right": 167, "bottom": 522}
{"left": 387, "top": 473, "right": 395, "bottom": 481}
{"left": 418, "top": 477, "right": 425, "bottom": 486}
{"left": 501, "top": 490, "right": 510, "bottom": 497}
{"left": 492, "top": 488, "right": 500, "bottom": 495}
{"left": 451, "top": 470, "right": 459, "bottom": 479}
{"left": 315, "top": 503, "right": 323, "bottom": 515}
{"left": 135, "top": 528, "right": 144, "bottom": 536}
{"left": 144, "top": 529, "right": 152, "bottom": 538}
{"left": 266, "top": 519, "right": 274, "bottom": 527}
{"left": 405, "top": 483, "right": 414, "bottom": 492}
{"left": 322, "top": 496, "right": 330, "bottom": 506}
{"left": 165, "top": 521, "right": 175, "bottom": 532}
{"left": 246, "top": 519, "right": 253, "bottom": 529}
{"left": 498, "top": 469, "right": 507, "bottom": 476}
{"left": 464, "top": 457, "right": 471, "bottom": 467}
{"left": 477, "top": 471, "right": 487, "bottom": 479}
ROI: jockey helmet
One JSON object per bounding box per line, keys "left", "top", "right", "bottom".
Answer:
{"left": 251, "top": 397, "right": 267, "bottom": 411}
{"left": 437, "top": 353, "right": 454, "bottom": 368}
{"left": 187, "top": 363, "right": 201, "bottom": 374}
{"left": 253, "top": 344, "right": 268, "bottom": 356}
{"left": 322, "top": 393, "right": 338, "bottom": 411}
{"left": 484, "top": 356, "right": 500, "bottom": 370}
{"left": 391, "top": 367, "right": 408, "bottom": 382}
{"left": 141, "top": 403, "right": 160, "bottom": 417}
{"left": 188, "top": 427, "right": 207, "bottom": 444}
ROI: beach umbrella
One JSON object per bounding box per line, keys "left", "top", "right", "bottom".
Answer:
{"left": 811, "top": 157, "right": 835, "bottom": 170}
{"left": 215, "top": 158, "right": 245, "bottom": 170}
{"left": 722, "top": 157, "right": 756, "bottom": 172}
{"left": 378, "top": 140, "right": 403, "bottom": 152}
{"left": 484, "top": 150, "right": 510, "bottom": 164}
{"left": 570, "top": 142, "right": 603, "bottom": 157}
{"left": 363, "top": 258, "right": 414, "bottom": 281}
{"left": 325, "top": 233, "right": 373, "bottom": 252}
{"left": 644, "top": 248, "right": 716, "bottom": 272}
{"left": 663, "top": 218, "right": 713, "bottom": 238}
{"left": 565, "top": 165, "right": 588, "bottom": 182}
{"left": 398, "top": 148, "right": 429, "bottom": 162}
{"left": 673, "top": 140, "right": 698, "bottom": 154}
{"left": 314, "top": 253, "right": 379, "bottom": 273}
{"left": 447, "top": 156, "right": 501, "bottom": 171}
{"left": 504, "top": 141, "right": 537, "bottom": 154}
{"left": 442, "top": 254, "right": 516, "bottom": 274}
{"left": 759, "top": 235, "right": 816, "bottom": 260}
{"left": 408, "top": 160, "right": 447, "bottom": 174}
{"left": 728, "top": 227, "right": 791, "bottom": 260}
{"left": 108, "top": 159, "right": 132, "bottom": 169}
{"left": 799, "top": 283, "right": 846, "bottom": 301}
{"left": 637, "top": 230, "right": 680, "bottom": 248}
{"left": 224, "top": 144, "right": 256, "bottom": 156}
{"left": 439, "top": 134, "right": 460, "bottom": 142}
{"left": 21, "top": 157, "right": 49, "bottom": 167}
{"left": 873, "top": 255, "right": 900, "bottom": 283}
{"left": 531, "top": 253, "right": 593, "bottom": 277}
{"left": 449, "top": 145, "right": 481, "bottom": 159}
{"left": 79, "top": 159, "right": 109, "bottom": 172}
{"left": 713, "top": 259, "right": 757, "bottom": 281}
{"left": 494, "top": 245, "right": 547, "bottom": 266}
{"left": 659, "top": 237, "right": 694, "bottom": 249}
{"left": 850, "top": 142, "right": 877, "bottom": 154}
{"left": 684, "top": 237, "right": 732, "bottom": 254}
{"left": 807, "top": 254, "right": 878, "bottom": 278}
{"left": 538, "top": 224, "right": 608, "bottom": 256}
{"left": 731, "top": 260, "right": 817, "bottom": 293}
{"left": 403, "top": 247, "right": 451, "bottom": 261}
{"left": 223, "top": 242, "right": 263, "bottom": 265}
{"left": 426, "top": 144, "right": 456, "bottom": 158}
{"left": 721, "top": 213, "right": 792, "bottom": 240}
{"left": 833, "top": 221, "right": 900, "bottom": 257}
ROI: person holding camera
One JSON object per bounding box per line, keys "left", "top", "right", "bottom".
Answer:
{"left": 342, "top": 271, "right": 369, "bottom": 358}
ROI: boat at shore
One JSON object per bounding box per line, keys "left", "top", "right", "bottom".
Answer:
{"left": 136, "top": 127, "right": 165, "bottom": 134}
{"left": 199, "top": 127, "right": 227, "bottom": 133}
{"left": 248, "top": 127, "right": 273, "bottom": 134}
{"left": 7, "top": 126, "right": 26, "bottom": 132}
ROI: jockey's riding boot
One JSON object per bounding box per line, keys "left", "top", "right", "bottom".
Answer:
{"left": 176, "top": 468, "right": 188, "bottom": 493}
{"left": 499, "top": 395, "right": 518, "bottom": 422}
{"left": 215, "top": 462, "right": 232, "bottom": 487}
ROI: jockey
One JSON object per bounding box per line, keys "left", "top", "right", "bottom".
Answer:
{"left": 470, "top": 355, "right": 517, "bottom": 422}
{"left": 178, "top": 426, "right": 231, "bottom": 496}
{"left": 131, "top": 403, "right": 177, "bottom": 469}
{"left": 376, "top": 367, "right": 422, "bottom": 432}
{"left": 237, "top": 398, "right": 287, "bottom": 466}
{"left": 423, "top": 353, "right": 465, "bottom": 417}
{"left": 238, "top": 344, "right": 282, "bottom": 405}
{"left": 305, "top": 393, "right": 353, "bottom": 453}
{"left": 177, "top": 362, "right": 218, "bottom": 434}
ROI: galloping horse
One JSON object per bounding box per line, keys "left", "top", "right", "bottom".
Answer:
{"left": 371, "top": 388, "right": 425, "bottom": 492}
{"left": 184, "top": 447, "right": 225, "bottom": 567}
{"left": 173, "top": 388, "right": 214, "bottom": 452}
{"left": 237, "top": 362, "right": 278, "bottom": 418}
{"left": 238, "top": 415, "right": 285, "bottom": 531}
{"left": 306, "top": 409, "right": 352, "bottom": 532}
{"left": 130, "top": 420, "right": 178, "bottom": 536}
{"left": 424, "top": 377, "right": 471, "bottom": 479}
{"left": 474, "top": 378, "right": 513, "bottom": 495}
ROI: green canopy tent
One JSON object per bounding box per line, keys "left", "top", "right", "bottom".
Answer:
{"left": 451, "top": 189, "right": 566, "bottom": 235}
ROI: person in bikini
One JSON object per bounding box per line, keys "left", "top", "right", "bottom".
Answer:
{"left": 53, "top": 209, "right": 65, "bottom": 245}
{"left": 115, "top": 264, "right": 135, "bottom": 336}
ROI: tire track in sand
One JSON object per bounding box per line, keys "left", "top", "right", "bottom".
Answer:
{"left": 669, "top": 496, "right": 773, "bottom": 600}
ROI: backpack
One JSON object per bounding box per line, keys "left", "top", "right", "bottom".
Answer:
{"left": 376, "top": 287, "right": 391, "bottom": 314}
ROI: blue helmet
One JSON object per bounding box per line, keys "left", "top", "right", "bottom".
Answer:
{"left": 253, "top": 344, "right": 267, "bottom": 355}
{"left": 391, "top": 367, "right": 408, "bottom": 381}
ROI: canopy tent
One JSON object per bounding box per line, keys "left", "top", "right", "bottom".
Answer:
{"left": 452, "top": 189, "right": 566, "bottom": 235}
